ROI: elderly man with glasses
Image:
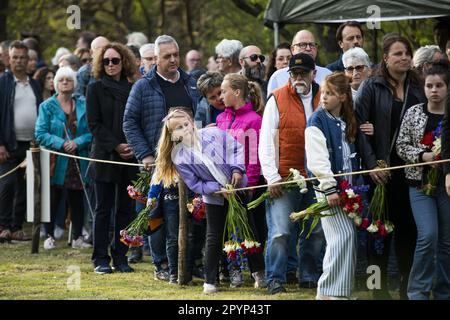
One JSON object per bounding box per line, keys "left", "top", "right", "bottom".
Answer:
{"left": 259, "top": 53, "right": 324, "bottom": 294}
{"left": 267, "top": 30, "right": 331, "bottom": 97}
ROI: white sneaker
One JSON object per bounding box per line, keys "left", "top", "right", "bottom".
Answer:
{"left": 72, "top": 236, "right": 93, "bottom": 249}
{"left": 43, "top": 237, "right": 56, "bottom": 250}
{"left": 54, "top": 226, "right": 65, "bottom": 240}
{"left": 203, "top": 283, "right": 218, "bottom": 294}
{"left": 252, "top": 271, "right": 268, "bottom": 288}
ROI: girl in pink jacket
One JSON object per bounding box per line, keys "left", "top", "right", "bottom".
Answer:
{"left": 216, "top": 73, "right": 267, "bottom": 289}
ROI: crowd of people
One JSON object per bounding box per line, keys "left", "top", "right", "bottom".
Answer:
{"left": 1, "top": 21, "right": 450, "bottom": 300}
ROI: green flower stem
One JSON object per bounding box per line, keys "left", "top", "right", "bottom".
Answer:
{"left": 125, "top": 206, "right": 151, "bottom": 236}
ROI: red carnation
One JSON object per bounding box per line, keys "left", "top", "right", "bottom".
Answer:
{"left": 339, "top": 180, "right": 350, "bottom": 190}
{"left": 379, "top": 223, "right": 388, "bottom": 237}
{"left": 421, "top": 132, "right": 434, "bottom": 148}
{"left": 360, "top": 218, "right": 370, "bottom": 229}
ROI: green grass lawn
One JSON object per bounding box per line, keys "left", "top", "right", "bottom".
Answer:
{"left": 0, "top": 224, "right": 395, "bottom": 300}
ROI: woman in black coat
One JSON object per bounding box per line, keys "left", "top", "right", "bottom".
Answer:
{"left": 443, "top": 90, "right": 450, "bottom": 196}
{"left": 86, "top": 42, "right": 139, "bottom": 274}
{"left": 355, "top": 34, "right": 426, "bottom": 300}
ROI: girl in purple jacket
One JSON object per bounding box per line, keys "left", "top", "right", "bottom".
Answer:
{"left": 148, "top": 108, "right": 247, "bottom": 294}
{"left": 217, "top": 73, "right": 267, "bottom": 289}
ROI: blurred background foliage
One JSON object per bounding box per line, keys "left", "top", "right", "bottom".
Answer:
{"left": 0, "top": 0, "right": 440, "bottom": 68}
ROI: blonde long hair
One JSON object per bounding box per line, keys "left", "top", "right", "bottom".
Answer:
{"left": 152, "top": 109, "right": 196, "bottom": 188}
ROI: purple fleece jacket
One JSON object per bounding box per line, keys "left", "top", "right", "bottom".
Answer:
{"left": 173, "top": 127, "right": 247, "bottom": 205}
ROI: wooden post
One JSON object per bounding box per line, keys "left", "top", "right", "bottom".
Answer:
{"left": 177, "top": 179, "right": 189, "bottom": 285}
{"left": 30, "top": 142, "right": 41, "bottom": 254}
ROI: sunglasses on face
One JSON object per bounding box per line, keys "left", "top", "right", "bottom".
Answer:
{"left": 81, "top": 58, "right": 91, "bottom": 64}
{"left": 345, "top": 65, "right": 366, "bottom": 73}
{"left": 102, "top": 57, "right": 121, "bottom": 66}
{"left": 243, "top": 54, "right": 265, "bottom": 63}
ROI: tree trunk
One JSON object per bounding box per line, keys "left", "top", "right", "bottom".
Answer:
{"left": 184, "top": 0, "right": 196, "bottom": 48}
{"left": 177, "top": 179, "right": 189, "bottom": 285}
{"left": 0, "top": 0, "right": 8, "bottom": 41}
{"left": 31, "top": 142, "right": 41, "bottom": 254}
{"left": 159, "top": 0, "right": 166, "bottom": 33}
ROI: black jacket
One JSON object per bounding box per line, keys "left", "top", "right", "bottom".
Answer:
{"left": 0, "top": 70, "right": 42, "bottom": 151}
{"left": 354, "top": 74, "right": 426, "bottom": 169}
{"left": 443, "top": 91, "right": 450, "bottom": 175}
{"left": 86, "top": 78, "right": 138, "bottom": 183}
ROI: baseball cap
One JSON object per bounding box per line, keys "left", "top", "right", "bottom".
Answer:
{"left": 288, "top": 53, "right": 315, "bottom": 72}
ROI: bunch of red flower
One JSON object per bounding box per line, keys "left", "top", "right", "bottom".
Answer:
{"left": 241, "top": 240, "right": 263, "bottom": 256}
{"left": 337, "top": 180, "right": 369, "bottom": 227}
{"left": 421, "top": 131, "right": 434, "bottom": 150}
{"left": 127, "top": 185, "right": 148, "bottom": 204}
{"left": 187, "top": 196, "right": 206, "bottom": 221}
{"left": 119, "top": 230, "right": 144, "bottom": 247}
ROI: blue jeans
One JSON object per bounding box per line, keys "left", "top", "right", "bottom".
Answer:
{"left": 161, "top": 197, "right": 180, "bottom": 276}
{"left": 136, "top": 200, "right": 167, "bottom": 270}
{"left": 265, "top": 186, "right": 315, "bottom": 284}
{"left": 408, "top": 179, "right": 450, "bottom": 300}
{"left": 298, "top": 216, "right": 325, "bottom": 283}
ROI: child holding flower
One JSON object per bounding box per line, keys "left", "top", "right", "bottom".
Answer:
{"left": 216, "top": 73, "right": 267, "bottom": 289}
{"left": 148, "top": 108, "right": 247, "bottom": 294}
{"left": 305, "top": 72, "right": 360, "bottom": 300}
{"left": 396, "top": 62, "right": 450, "bottom": 300}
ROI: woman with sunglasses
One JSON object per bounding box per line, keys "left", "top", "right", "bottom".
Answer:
{"left": 86, "top": 42, "right": 139, "bottom": 274}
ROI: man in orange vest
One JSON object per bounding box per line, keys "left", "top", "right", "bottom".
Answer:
{"left": 259, "top": 53, "right": 324, "bottom": 294}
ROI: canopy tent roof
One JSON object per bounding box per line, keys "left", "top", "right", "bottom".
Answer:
{"left": 264, "top": 0, "right": 450, "bottom": 25}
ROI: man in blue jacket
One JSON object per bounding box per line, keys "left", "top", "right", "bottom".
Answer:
{"left": 326, "top": 21, "right": 364, "bottom": 72}
{"left": 123, "top": 35, "right": 200, "bottom": 284}
{"left": 0, "top": 40, "right": 42, "bottom": 242}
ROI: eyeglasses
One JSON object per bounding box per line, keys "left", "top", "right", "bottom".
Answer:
{"left": 81, "top": 58, "right": 91, "bottom": 64}
{"left": 292, "top": 42, "right": 318, "bottom": 49}
{"left": 102, "top": 57, "right": 121, "bottom": 66}
{"left": 289, "top": 69, "right": 311, "bottom": 78}
{"left": 58, "top": 77, "right": 74, "bottom": 83}
{"left": 243, "top": 54, "right": 265, "bottom": 63}
{"left": 344, "top": 65, "right": 366, "bottom": 73}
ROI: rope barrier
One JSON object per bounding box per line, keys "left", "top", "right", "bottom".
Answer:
{"left": 7, "top": 146, "right": 448, "bottom": 194}
{"left": 215, "top": 158, "right": 450, "bottom": 194}
{"left": 0, "top": 147, "right": 155, "bottom": 180}
{"left": 37, "top": 148, "right": 156, "bottom": 168}
{"left": 0, "top": 160, "right": 26, "bottom": 180}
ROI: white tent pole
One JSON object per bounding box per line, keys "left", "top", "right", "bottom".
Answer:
{"left": 274, "top": 22, "right": 279, "bottom": 47}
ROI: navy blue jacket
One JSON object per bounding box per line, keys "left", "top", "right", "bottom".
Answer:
{"left": 0, "top": 70, "right": 42, "bottom": 151}
{"left": 307, "top": 107, "right": 360, "bottom": 193}
{"left": 325, "top": 55, "right": 345, "bottom": 72}
{"left": 123, "top": 66, "right": 200, "bottom": 160}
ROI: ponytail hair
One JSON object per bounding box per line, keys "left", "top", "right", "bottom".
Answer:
{"left": 322, "top": 72, "right": 358, "bottom": 143}
{"left": 248, "top": 81, "right": 265, "bottom": 115}
{"left": 223, "top": 73, "right": 265, "bottom": 115}
{"left": 153, "top": 109, "right": 195, "bottom": 188}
